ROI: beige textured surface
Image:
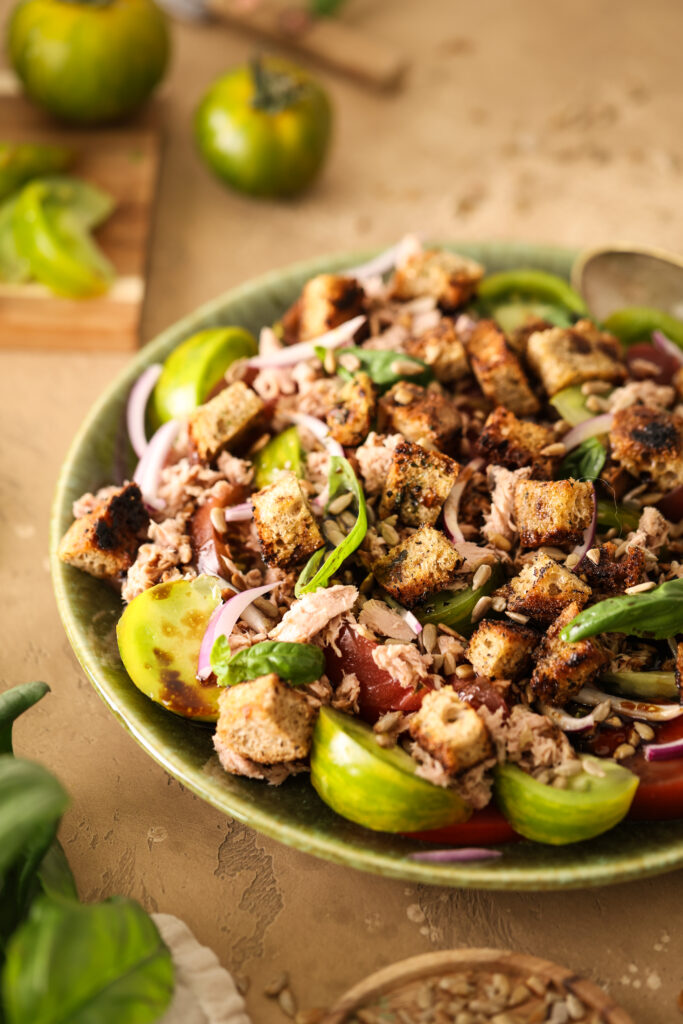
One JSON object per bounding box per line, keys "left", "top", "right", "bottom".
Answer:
{"left": 2, "top": 1, "right": 683, "bottom": 1020}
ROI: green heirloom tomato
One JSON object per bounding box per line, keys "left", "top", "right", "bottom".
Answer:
{"left": 602, "top": 306, "right": 683, "bottom": 349}
{"left": 252, "top": 426, "right": 304, "bottom": 489}
{"left": 494, "top": 755, "right": 638, "bottom": 845}
{"left": 152, "top": 327, "right": 257, "bottom": 425}
{"left": 117, "top": 575, "right": 223, "bottom": 722}
{"left": 0, "top": 142, "right": 73, "bottom": 201}
{"left": 310, "top": 707, "right": 470, "bottom": 833}
{"left": 194, "top": 56, "right": 332, "bottom": 198}
{"left": 478, "top": 269, "right": 588, "bottom": 317}
{"left": 8, "top": 0, "right": 169, "bottom": 125}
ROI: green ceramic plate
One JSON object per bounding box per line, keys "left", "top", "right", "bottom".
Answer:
{"left": 50, "top": 241, "right": 683, "bottom": 890}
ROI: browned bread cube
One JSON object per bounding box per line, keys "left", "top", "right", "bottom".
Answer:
{"left": 252, "top": 470, "right": 323, "bottom": 569}
{"left": 379, "top": 441, "right": 461, "bottom": 527}
{"left": 327, "top": 371, "right": 376, "bottom": 447}
{"left": 513, "top": 479, "right": 595, "bottom": 549}
{"left": 214, "top": 674, "right": 315, "bottom": 764}
{"left": 466, "top": 619, "right": 538, "bottom": 681}
{"left": 465, "top": 320, "right": 540, "bottom": 416}
{"left": 372, "top": 525, "right": 462, "bottom": 607}
{"left": 188, "top": 382, "right": 264, "bottom": 464}
{"left": 526, "top": 321, "right": 626, "bottom": 396}
{"left": 405, "top": 319, "right": 469, "bottom": 382}
{"left": 379, "top": 382, "right": 460, "bottom": 452}
{"left": 531, "top": 603, "right": 608, "bottom": 705}
{"left": 298, "top": 273, "right": 365, "bottom": 341}
{"left": 476, "top": 406, "right": 557, "bottom": 478}
{"left": 391, "top": 249, "right": 484, "bottom": 310}
{"left": 505, "top": 552, "right": 591, "bottom": 624}
{"left": 610, "top": 405, "right": 683, "bottom": 491}
{"left": 409, "top": 686, "right": 492, "bottom": 774}
{"left": 58, "top": 483, "right": 148, "bottom": 583}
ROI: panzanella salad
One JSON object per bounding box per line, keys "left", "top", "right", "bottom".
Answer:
{"left": 59, "top": 238, "right": 683, "bottom": 846}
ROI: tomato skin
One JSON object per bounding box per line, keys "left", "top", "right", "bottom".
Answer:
{"left": 406, "top": 806, "right": 519, "bottom": 846}
{"left": 324, "top": 623, "right": 431, "bottom": 723}
{"left": 8, "top": 0, "right": 170, "bottom": 124}
{"left": 194, "top": 58, "right": 332, "bottom": 198}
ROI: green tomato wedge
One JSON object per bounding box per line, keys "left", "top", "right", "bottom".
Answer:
{"left": 252, "top": 426, "right": 304, "bottom": 489}
{"left": 549, "top": 385, "right": 594, "bottom": 426}
{"left": 603, "top": 306, "right": 683, "bottom": 349}
{"left": 152, "top": 327, "right": 257, "bottom": 425}
{"left": 117, "top": 575, "right": 223, "bottom": 722}
{"left": 494, "top": 755, "right": 638, "bottom": 845}
{"left": 310, "top": 707, "right": 470, "bottom": 833}
{"left": 478, "top": 269, "right": 588, "bottom": 317}
{"left": 600, "top": 670, "right": 679, "bottom": 701}
{"left": 0, "top": 142, "right": 73, "bottom": 201}
{"left": 491, "top": 300, "right": 573, "bottom": 334}
{"left": 415, "top": 563, "right": 504, "bottom": 634}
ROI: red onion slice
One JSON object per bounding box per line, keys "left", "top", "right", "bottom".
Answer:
{"left": 197, "top": 581, "right": 281, "bottom": 680}
{"left": 126, "top": 363, "right": 163, "bottom": 459}
{"left": 345, "top": 234, "right": 422, "bottom": 280}
{"left": 133, "top": 419, "right": 179, "bottom": 510}
{"left": 443, "top": 458, "right": 484, "bottom": 543}
{"left": 223, "top": 502, "right": 253, "bottom": 523}
{"left": 644, "top": 737, "right": 683, "bottom": 762}
{"left": 652, "top": 329, "right": 683, "bottom": 367}
{"left": 409, "top": 848, "right": 502, "bottom": 863}
{"left": 384, "top": 596, "right": 423, "bottom": 635}
{"left": 287, "top": 412, "right": 344, "bottom": 458}
{"left": 247, "top": 315, "right": 366, "bottom": 369}
{"left": 570, "top": 484, "right": 597, "bottom": 567}
{"left": 577, "top": 685, "right": 683, "bottom": 722}
{"left": 562, "top": 414, "right": 614, "bottom": 452}
{"left": 540, "top": 703, "right": 596, "bottom": 733}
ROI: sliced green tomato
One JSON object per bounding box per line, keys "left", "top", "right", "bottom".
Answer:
{"left": 252, "top": 426, "right": 304, "bottom": 489}
{"left": 596, "top": 499, "right": 640, "bottom": 535}
{"left": 0, "top": 142, "right": 73, "bottom": 202}
{"left": 603, "top": 306, "right": 683, "bottom": 349}
{"left": 601, "top": 670, "right": 679, "bottom": 701}
{"left": 12, "top": 180, "right": 114, "bottom": 297}
{"left": 478, "top": 269, "right": 588, "bottom": 316}
{"left": 415, "top": 563, "right": 504, "bottom": 634}
{"left": 491, "top": 300, "right": 573, "bottom": 334}
{"left": 0, "top": 195, "right": 29, "bottom": 282}
{"left": 310, "top": 707, "right": 470, "bottom": 833}
{"left": 494, "top": 755, "right": 638, "bottom": 845}
{"left": 116, "top": 575, "right": 223, "bottom": 722}
{"left": 152, "top": 327, "right": 257, "bottom": 425}
{"left": 549, "top": 385, "right": 594, "bottom": 426}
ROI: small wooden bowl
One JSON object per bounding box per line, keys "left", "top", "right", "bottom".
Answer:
{"left": 322, "top": 949, "right": 634, "bottom": 1024}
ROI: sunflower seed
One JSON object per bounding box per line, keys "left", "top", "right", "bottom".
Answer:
{"left": 471, "top": 596, "right": 492, "bottom": 622}
{"left": 380, "top": 522, "right": 400, "bottom": 546}
{"left": 540, "top": 442, "right": 567, "bottom": 457}
{"left": 455, "top": 663, "right": 475, "bottom": 678}
{"left": 586, "top": 547, "right": 601, "bottom": 565}
{"left": 422, "top": 623, "right": 438, "bottom": 653}
{"left": 210, "top": 506, "right": 227, "bottom": 534}
{"left": 506, "top": 610, "right": 529, "bottom": 624}
{"left": 490, "top": 533, "right": 512, "bottom": 552}
{"left": 614, "top": 742, "right": 635, "bottom": 760}
{"left": 472, "top": 563, "right": 492, "bottom": 590}
{"left": 624, "top": 580, "right": 656, "bottom": 594}
{"left": 634, "top": 721, "right": 655, "bottom": 740}
{"left": 324, "top": 350, "right": 337, "bottom": 374}
{"left": 328, "top": 491, "right": 354, "bottom": 515}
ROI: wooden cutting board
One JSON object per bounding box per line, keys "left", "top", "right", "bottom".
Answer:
{"left": 0, "top": 72, "right": 162, "bottom": 352}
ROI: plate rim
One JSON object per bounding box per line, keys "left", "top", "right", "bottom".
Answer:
{"left": 50, "top": 239, "right": 683, "bottom": 890}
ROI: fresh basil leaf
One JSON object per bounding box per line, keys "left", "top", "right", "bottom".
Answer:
{"left": 2, "top": 894, "right": 174, "bottom": 1024}
{"left": 558, "top": 437, "right": 606, "bottom": 482}
{"left": 295, "top": 456, "right": 367, "bottom": 596}
{"left": 334, "top": 347, "right": 432, "bottom": 391}
{"left": 0, "top": 681, "right": 50, "bottom": 755}
{"left": 36, "top": 840, "right": 78, "bottom": 902}
{"left": 0, "top": 757, "right": 68, "bottom": 879}
{"left": 213, "top": 640, "right": 325, "bottom": 687}
{"left": 209, "top": 634, "right": 232, "bottom": 680}
{"left": 562, "top": 577, "right": 683, "bottom": 643}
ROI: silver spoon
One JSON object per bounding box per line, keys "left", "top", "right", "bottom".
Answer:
{"left": 572, "top": 243, "right": 683, "bottom": 322}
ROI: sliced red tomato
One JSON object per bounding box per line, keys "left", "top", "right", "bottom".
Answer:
{"left": 625, "top": 343, "right": 680, "bottom": 384}
{"left": 405, "top": 805, "right": 519, "bottom": 846}
{"left": 657, "top": 484, "right": 683, "bottom": 523}
{"left": 324, "top": 622, "right": 431, "bottom": 723}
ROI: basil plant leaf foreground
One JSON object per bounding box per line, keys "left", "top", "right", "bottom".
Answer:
{"left": 212, "top": 638, "right": 325, "bottom": 686}
{"left": 0, "top": 756, "right": 68, "bottom": 880}
{"left": 0, "top": 681, "right": 50, "bottom": 755}
{"left": 2, "top": 895, "right": 174, "bottom": 1024}
{"left": 562, "top": 577, "right": 683, "bottom": 642}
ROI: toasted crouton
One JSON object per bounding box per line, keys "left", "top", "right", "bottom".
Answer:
{"left": 609, "top": 405, "right": 683, "bottom": 491}
{"left": 214, "top": 674, "right": 315, "bottom": 764}
{"left": 505, "top": 552, "right": 591, "bottom": 624}
{"left": 298, "top": 273, "right": 365, "bottom": 341}
{"left": 526, "top": 321, "right": 626, "bottom": 396}
{"left": 674, "top": 366, "right": 683, "bottom": 401}
{"left": 513, "top": 479, "right": 595, "bottom": 549}
{"left": 326, "top": 371, "right": 376, "bottom": 447}
{"left": 372, "top": 525, "right": 462, "bottom": 607}
{"left": 409, "top": 686, "right": 492, "bottom": 774}
{"left": 391, "top": 248, "right": 484, "bottom": 310}
{"left": 405, "top": 319, "right": 470, "bottom": 382}
{"left": 466, "top": 619, "right": 538, "bottom": 681}
{"left": 379, "top": 441, "right": 461, "bottom": 526}
{"left": 465, "top": 320, "right": 540, "bottom": 416}
{"left": 506, "top": 316, "right": 556, "bottom": 357}
{"left": 531, "top": 603, "right": 608, "bottom": 705}
{"left": 378, "top": 382, "right": 460, "bottom": 451}
{"left": 252, "top": 471, "right": 323, "bottom": 569}
{"left": 58, "top": 483, "right": 148, "bottom": 582}
{"left": 580, "top": 541, "right": 645, "bottom": 596}
{"left": 476, "top": 406, "right": 557, "bottom": 478}
{"left": 188, "top": 382, "right": 264, "bottom": 464}
{"left": 599, "top": 458, "right": 637, "bottom": 501}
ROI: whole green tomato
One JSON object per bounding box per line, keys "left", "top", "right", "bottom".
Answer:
{"left": 7, "top": 0, "right": 170, "bottom": 125}
{"left": 194, "top": 56, "right": 333, "bottom": 198}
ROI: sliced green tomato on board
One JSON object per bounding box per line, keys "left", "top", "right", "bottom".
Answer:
{"left": 12, "top": 179, "right": 114, "bottom": 297}
{"left": 494, "top": 755, "right": 639, "bottom": 845}
{"left": 0, "top": 194, "right": 30, "bottom": 282}
{"left": 252, "top": 426, "right": 304, "bottom": 489}
{"left": 116, "top": 575, "right": 223, "bottom": 722}
{"left": 152, "top": 327, "right": 257, "bottom": 425}
{"left": 310, "top": 707, "right": 471, "bottom": 833}
{"left": 0, "top": 142, "right": 73, "bottom": 201}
